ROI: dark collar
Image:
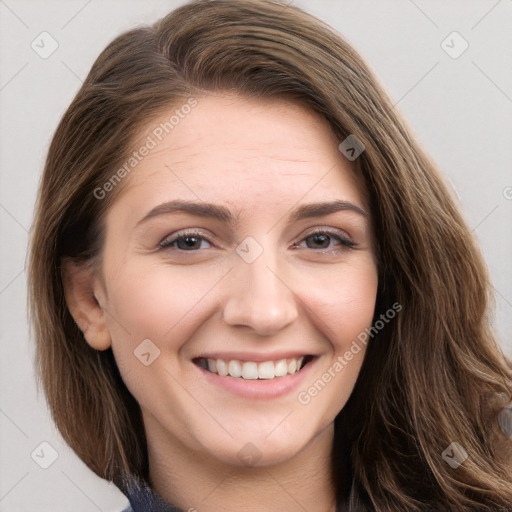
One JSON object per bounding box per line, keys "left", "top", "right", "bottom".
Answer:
{"left": 119, "top": 474, "right": 350, "bottom": 512}
{"left": 120, "top": 475, "right": 184, "bottom": 512}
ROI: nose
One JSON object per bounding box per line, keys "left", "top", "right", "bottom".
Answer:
{"left": 222, "top": 247, "right": 299, "bottom": 336}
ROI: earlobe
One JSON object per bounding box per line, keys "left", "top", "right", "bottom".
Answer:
{"left": 61, "top": 258, "right": 112, "bottom": 351}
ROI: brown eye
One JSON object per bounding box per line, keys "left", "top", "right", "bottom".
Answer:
{"left": 160, "top": 231, "right": 212, "bottom": 251}
{"left": 295, "top": 229, "right": 355, "bottom": 252}
{"left": 305, "top": 233, "right": 331, "bottom": 249}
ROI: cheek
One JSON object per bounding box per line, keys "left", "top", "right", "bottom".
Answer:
{"left": 297, "top": 257, "right": 379, "bottom": 349}
{"left": 102, "top": 263, "right": 222, "bottom": 409}
{"left": 103, "top": 261, "right": 226, "bottom": 353}
{"left": 293, "top": 260, "right": 377, "bottom": 419}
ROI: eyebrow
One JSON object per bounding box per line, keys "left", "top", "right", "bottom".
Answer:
{"left": 136, "top": 199, "right": 368, "bottom": 228}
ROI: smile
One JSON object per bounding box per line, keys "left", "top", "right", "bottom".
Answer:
{"left": 193, "top": 355, "right": 313, "bottom": 380}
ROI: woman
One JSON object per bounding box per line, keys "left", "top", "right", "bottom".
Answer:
{"left": 28, "top": 0, "right": 512, "bottom": 510}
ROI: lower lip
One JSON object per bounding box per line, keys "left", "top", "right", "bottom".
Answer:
{"left": 195, "top": 359, "right": 315, "bottom": 400}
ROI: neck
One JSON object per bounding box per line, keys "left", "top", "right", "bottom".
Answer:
{"left": 145, "top": 420, "right": 337, "bottom": 512}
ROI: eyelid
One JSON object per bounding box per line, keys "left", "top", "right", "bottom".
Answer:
{"left": 302, "top": 226, "right": 352, "bottom": 240}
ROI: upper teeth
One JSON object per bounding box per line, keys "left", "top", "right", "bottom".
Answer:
{"left": 200, "top": 357, "right": 305, "bottom": 379}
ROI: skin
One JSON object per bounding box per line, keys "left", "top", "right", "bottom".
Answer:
{"left": 64, "top": 94, "right": 379, "bottom": 512}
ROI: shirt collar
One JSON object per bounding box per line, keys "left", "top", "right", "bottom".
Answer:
{"left": 119, "top": 473, "right": 351, "bottom": 512}
{"left": 120, "top": 475, "right": 185, "bottom": 512}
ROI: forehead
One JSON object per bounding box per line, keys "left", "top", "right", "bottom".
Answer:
{"left": 112, "top": 93, "right": 369, "bottom": 221}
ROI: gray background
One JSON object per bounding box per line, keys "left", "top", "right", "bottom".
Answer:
{"left": 1, "top": 0, "right": 511, "bottom": 510}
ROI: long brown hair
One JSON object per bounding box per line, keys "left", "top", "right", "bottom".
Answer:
{"left": 28, "top": 0, "right": 512, "bottom": 510}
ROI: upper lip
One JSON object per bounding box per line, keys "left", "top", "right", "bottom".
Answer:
{"left": 193, "top": 351, "right": 315, "bottom": 362}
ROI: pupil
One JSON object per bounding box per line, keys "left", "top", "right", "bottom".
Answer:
{"left": 180, "top": 236, "right": 199, "bottom": 249}
{"left": 311, "top": 234, "right": 329, "bottom": 248}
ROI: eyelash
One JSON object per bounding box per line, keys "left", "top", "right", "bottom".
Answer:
{"left": 159, "top": 228, "right": 356, "bottom": 253}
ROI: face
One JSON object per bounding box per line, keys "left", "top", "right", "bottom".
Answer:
{"left": 88, "top": 94, "right": 378, "bottom": 468}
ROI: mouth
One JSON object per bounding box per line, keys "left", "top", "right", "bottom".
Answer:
{"left": 193, "top": 355, "right": 314, "bottom": 380}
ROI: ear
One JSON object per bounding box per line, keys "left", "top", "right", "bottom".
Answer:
{"left": 61, "top": 258, "right": 112, "bottom": 351}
